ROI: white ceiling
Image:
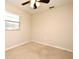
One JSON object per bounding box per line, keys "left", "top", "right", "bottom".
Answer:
{"left": 6, "top": 0, "right": 72, "bottom": 14}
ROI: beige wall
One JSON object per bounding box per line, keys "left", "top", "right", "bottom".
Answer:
{"left": 5, "top": 2, "right": 31, "bottom": 50}
{"left": 32, "top": 4, "right": 73, "bottom": 51}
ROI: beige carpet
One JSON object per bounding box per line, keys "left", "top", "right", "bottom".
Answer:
{"left": 6, "top": 42, "right": 73, "bottom": 59}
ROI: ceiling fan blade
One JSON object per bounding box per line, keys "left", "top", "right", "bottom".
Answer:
{"left": 34, "top": 3, "right": 37, "bottom": 9}
{"left": 49, "top": 6, "right": 54, "bottom": 9}
{"left": 39, "top": 0, "right": 50, "bottom": 3}
{"left": 22, "top": 1, "right": 30, "bottom": 5}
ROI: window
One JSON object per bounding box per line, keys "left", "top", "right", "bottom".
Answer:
{"left": 5, "top": 11, "right": 20, "bottom": 30}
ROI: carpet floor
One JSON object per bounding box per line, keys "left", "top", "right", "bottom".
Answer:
{"left": 6, "top": 42, "right": 73, "bottom": 59}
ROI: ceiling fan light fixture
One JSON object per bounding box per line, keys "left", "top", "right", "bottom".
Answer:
{"left": 36, "top": 2, "right": 40, "bottom": 8}
{"left": 30, "top": 0, "right": 35, "bottom": 8}
{"left": 30, "top": 0, "right": 40, "bottom": 9}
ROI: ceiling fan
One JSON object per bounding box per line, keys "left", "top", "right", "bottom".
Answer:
{"left": 22, "top": 0, "right": 50, "bottom": 9}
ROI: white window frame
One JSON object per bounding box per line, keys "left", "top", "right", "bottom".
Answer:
{"left": 5, "top": 11, "right": 20, "bottom": 30}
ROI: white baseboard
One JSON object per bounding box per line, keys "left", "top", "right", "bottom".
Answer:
{"left": 6, "top": 40, "right": 73, "bottom": 52}
{"left": 32, "top": 40, "right": 73, "bottom": 52}
{"left": 6, "top": 41, "right": 30, "bottom": 51}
